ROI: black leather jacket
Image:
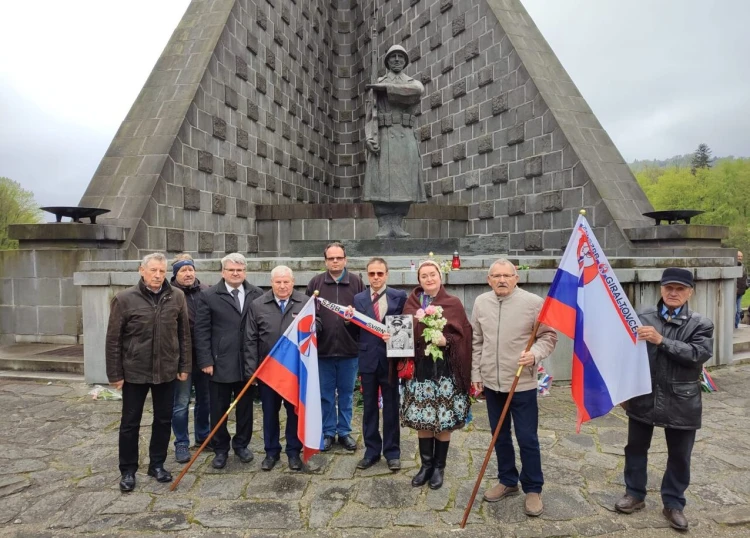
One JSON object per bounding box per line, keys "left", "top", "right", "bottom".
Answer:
{"left": 626, "top": 300, "right": 714, "bottom": 430}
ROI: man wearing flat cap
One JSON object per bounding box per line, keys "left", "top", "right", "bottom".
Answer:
{"left": 614, "top": 267, "right": 714, "bottom": 531}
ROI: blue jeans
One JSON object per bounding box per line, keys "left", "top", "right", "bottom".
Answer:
{"left": 172, "top": 369, "right": 210, "bottom": 447}
{"left": 736, "top": 294, "right": 743, "bottom": 328}
{"left": 484, "top": 387, "right": 543, "bottom": 494}
{"left": 318, "top": 356, "right": 358, "bottom": 438}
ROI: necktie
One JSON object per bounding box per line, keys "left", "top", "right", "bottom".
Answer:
{"left": 279, "top": 300, "right": 286, "bottom": 314}
{"left": 666, "top": 309, "right": 675, "bottom": 322}
{"left": 373, "top": 293, "right": 380, "bottom": 321}
{"left": 231, "top": 289, "right": 242, "bottom": 313}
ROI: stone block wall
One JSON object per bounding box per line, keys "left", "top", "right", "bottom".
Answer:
{"left": 0, "top": 249, "right": 119, "bottom": 345}
{"left": 79, "top": 0, "right": 654, "bottom": 258}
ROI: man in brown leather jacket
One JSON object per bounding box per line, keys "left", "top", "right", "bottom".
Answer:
{"left": 614, "top": 268, "right": 714, "bottom": 531}
{"left": 106, "top": 252, "right": 191, "bottom": 493}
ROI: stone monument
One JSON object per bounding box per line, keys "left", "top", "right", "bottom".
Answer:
{"left": 0, "top": 0, "right": 739, "bottom": 371}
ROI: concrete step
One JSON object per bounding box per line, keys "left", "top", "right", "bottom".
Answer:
{"left": 0, "top": 356, "right": 84, "bottom": 374}
{"left": 0, "top": 370, "right": 85, "bottom": 383}
{"left": 731, "top": 351, "right": 750, "bottom": 366}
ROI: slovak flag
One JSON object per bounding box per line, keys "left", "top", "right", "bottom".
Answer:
{"left": 538, "top": 214, "right": 651, "bottom": 430}
{"left": 255, "top": 296, "right": 323, "bottom": 461}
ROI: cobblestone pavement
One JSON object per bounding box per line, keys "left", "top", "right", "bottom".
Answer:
{"left": 1, "top": 365, "right": 749, "bottom": 537}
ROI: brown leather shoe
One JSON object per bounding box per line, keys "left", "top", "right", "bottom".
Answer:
{"left": 483, "top": 483, "right": 519, "bottom": 502}
{"left": 662, "top": 507, "right": 688, "bottom": 531}
{"left": 524, "top": 492, "right": 543, "bottom": 516}
{"left": 614, "top": 494, "right": 645, "bottom": 514}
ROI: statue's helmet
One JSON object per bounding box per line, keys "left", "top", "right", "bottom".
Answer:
{"left": 384, "top": 45, "right": 409, "bottom": 68}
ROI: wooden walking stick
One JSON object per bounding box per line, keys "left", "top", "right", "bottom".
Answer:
{"left": 170, "top": 368, "right": 261, "bottom": 491}
{"left": 460, "top": 320, "right": 541, "bottom": 528}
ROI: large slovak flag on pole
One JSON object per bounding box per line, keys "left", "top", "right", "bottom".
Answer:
{"left": 538, "top": 214, "right": 651, "bottom": 430}
{"left": 255, "top": 296, "right": 323, "bottom": 462}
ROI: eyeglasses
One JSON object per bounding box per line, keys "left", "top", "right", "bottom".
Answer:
{"left": 368, "top": 271, "right": 386, "bottom": 277}
{"left": 489, "top": 273, "right": 516, "bottom": 280}
{"left": 223, "top": 268, "right": 245, "bottom": 273}
{"left": 325, "top": 257, "right": 345, "bottom": 262}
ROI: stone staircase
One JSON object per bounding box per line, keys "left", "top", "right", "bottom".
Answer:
{"left": 0, "top": 344, "right": 84, "bottom": 382}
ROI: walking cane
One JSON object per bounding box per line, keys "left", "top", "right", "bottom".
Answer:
{"left": 170, "top": 368, "right": 260, "bottom": 491}
{"left": 460, "top": 320, "right": 541, "bottom": 528}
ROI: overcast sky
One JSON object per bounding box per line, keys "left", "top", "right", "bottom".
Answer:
{"left": 1, "top": 0, "right": 748, "bottom": 213}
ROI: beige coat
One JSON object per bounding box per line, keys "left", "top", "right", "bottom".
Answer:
{"left": 471, "top": 288, "right": 557, "bottom": 392}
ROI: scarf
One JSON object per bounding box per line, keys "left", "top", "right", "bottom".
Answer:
{"left": 403, "top": 285, "right": 473, "bottom": 393}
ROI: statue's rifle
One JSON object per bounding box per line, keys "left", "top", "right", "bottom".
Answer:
{"left": 364, "top": 0, "right": 378, "bottom": 153}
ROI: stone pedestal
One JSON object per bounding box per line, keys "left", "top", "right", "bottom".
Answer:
{"left": 289, "top": 235, "right": 509, "bottom": 257}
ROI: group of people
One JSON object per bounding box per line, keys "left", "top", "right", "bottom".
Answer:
{"left": 106, "top": 246, "right": 714, "bottom": 530}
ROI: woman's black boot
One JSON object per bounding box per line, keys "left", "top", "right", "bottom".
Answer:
{"left": 411, "top": 437, "right": 435, "bottom": 487}
{"left": 429, "top": 439, "right": 450, "bottom": 490}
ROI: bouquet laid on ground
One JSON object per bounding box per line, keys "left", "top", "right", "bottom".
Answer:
{"left": 700, "top": 366, "right": 717, "bottom": 392}
{"left": 537, "top": 363, "right": 552, "bottom": 396}
{"left": 414, "top": 305, "right": 448, "bottom": 361}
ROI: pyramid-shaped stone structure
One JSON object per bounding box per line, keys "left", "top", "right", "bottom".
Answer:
{"left": 80, "top": 0, "right": 653, "bottom": 258}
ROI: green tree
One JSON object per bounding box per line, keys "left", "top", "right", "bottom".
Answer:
{"left": 635, "top": 159, "right": 750, "bottom": 255}
{"left": 690, "top": 143, "right": 713, "bottom": 174}
{"left": 0, "top": 177, "right": 43, "bottom": 250}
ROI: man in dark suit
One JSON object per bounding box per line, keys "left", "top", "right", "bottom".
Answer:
{"left": 244, "top": 265, "right": 309, "bottom": 471}
{"left": 352, "top": 257, "right": 407, "bottom": 470}
{"left": 195, "top": 253, "right": 262, "bottom": 469}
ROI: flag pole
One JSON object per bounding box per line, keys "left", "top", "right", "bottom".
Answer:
{"left": 171, "top": 291, "right": 321, "bottom": 491}
{"left": 460, "top": 320, "right": 541, "bottom": 528}
{"left": 170, "top": 366, "right": 263, "bottom": 491}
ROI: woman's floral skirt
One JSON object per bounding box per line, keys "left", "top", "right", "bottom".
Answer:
{"left": 400, "top": 375, "right": 469, "bottom": 433}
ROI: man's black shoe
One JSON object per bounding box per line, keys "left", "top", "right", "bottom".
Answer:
{"left": 119, "top": 472, "right": 136, "bottom": 492}
{"left": 614, "top": 494, "right": 645, "bottom": 514}
{"left": 322, "top": 435, "right": 334, "bottom": 452}
{"left": 261, "top": 455, "right": 280, "bottom": 471}
{"left": 356, "top": 457, "right": 380, "bottom": 470}
{"left": 387, "top": 458, "right": 402, "bottom": 471}
{"left": 663, "top": 508, "right": 688, "bottom": 531}
{"left": 235, "top": 447, "right": 254, "bottom": 463}
{"left": 212, "top": 452, "right": 228, "bottom": 469}
{"left": 146, "top": 466, "right": 172, "bottom": 483}
{"left": 338, "top": 434, "right": 357, "bottom": 451}
{"left": 288, "top": 454, "right": 303, "bottom": 471}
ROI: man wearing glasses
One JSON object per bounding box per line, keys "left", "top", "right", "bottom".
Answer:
{"left": 351, "top": 257, "right": 407, "bottom": 470}
{"left": 195, "top": 253, "right": 262, "bottom": 469}
{"left": 470, "top": 258, "right": 557, "bottom": 517}
{"left": 306, "top": 243, "right": 365, "bottom": 452}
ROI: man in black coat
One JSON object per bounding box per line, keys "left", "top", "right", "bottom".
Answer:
{"left": 306, "top": 242, "right": 365, "bottom": 452}
{"left": 614, "top": 268, "right": 714, "bottom": 531}
{"left": 195, "top": 253, "right": 263, "bottom": 469}
{"left": 351, "top": 257, "right": 406, "bottom": 471}
{"left": 106, "top": 252, "right": 191, "bottom": 492}
{"left": 244, "top": 265, "right": 309, "bottom": 471}
{"left": 170, "top": 253, "right": 210, "bottom": 464}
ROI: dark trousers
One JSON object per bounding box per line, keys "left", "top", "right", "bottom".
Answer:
{"left": 209, "top": 380, "right": 254, "bottom": 454}
{"left": 485, "top": 387, "right": 543, "bottom": 494}
{"left": 119, "top": 381, "right": 175, "bottom": 474}
{"left": 624, "top": 418, "right": 696, "bottom": 509}
{"left": 259, "top": 382, "right": 302, "bottom": 458}
{"left": 361, "top": 363, "right": 400, "bottom": 460}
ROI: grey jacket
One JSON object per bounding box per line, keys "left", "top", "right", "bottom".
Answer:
{"left": 194, "top": 279, "right": 263, "bottom": 383}
{"left": 244, "top": 290, "right": 312, "bottom": 378}
{"left": 626, "top": 301, "right": 714, "bottom": 430}
{"left": 471, "top": 287, "right": 557, "bottom": 392}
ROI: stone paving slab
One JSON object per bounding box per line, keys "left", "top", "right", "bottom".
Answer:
{"left": 0, "top": 366, "right": 749, "bottom": 536}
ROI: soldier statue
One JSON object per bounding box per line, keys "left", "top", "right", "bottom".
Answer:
{"left": 364, "top": 45, "right": 427, "bottom": 238}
